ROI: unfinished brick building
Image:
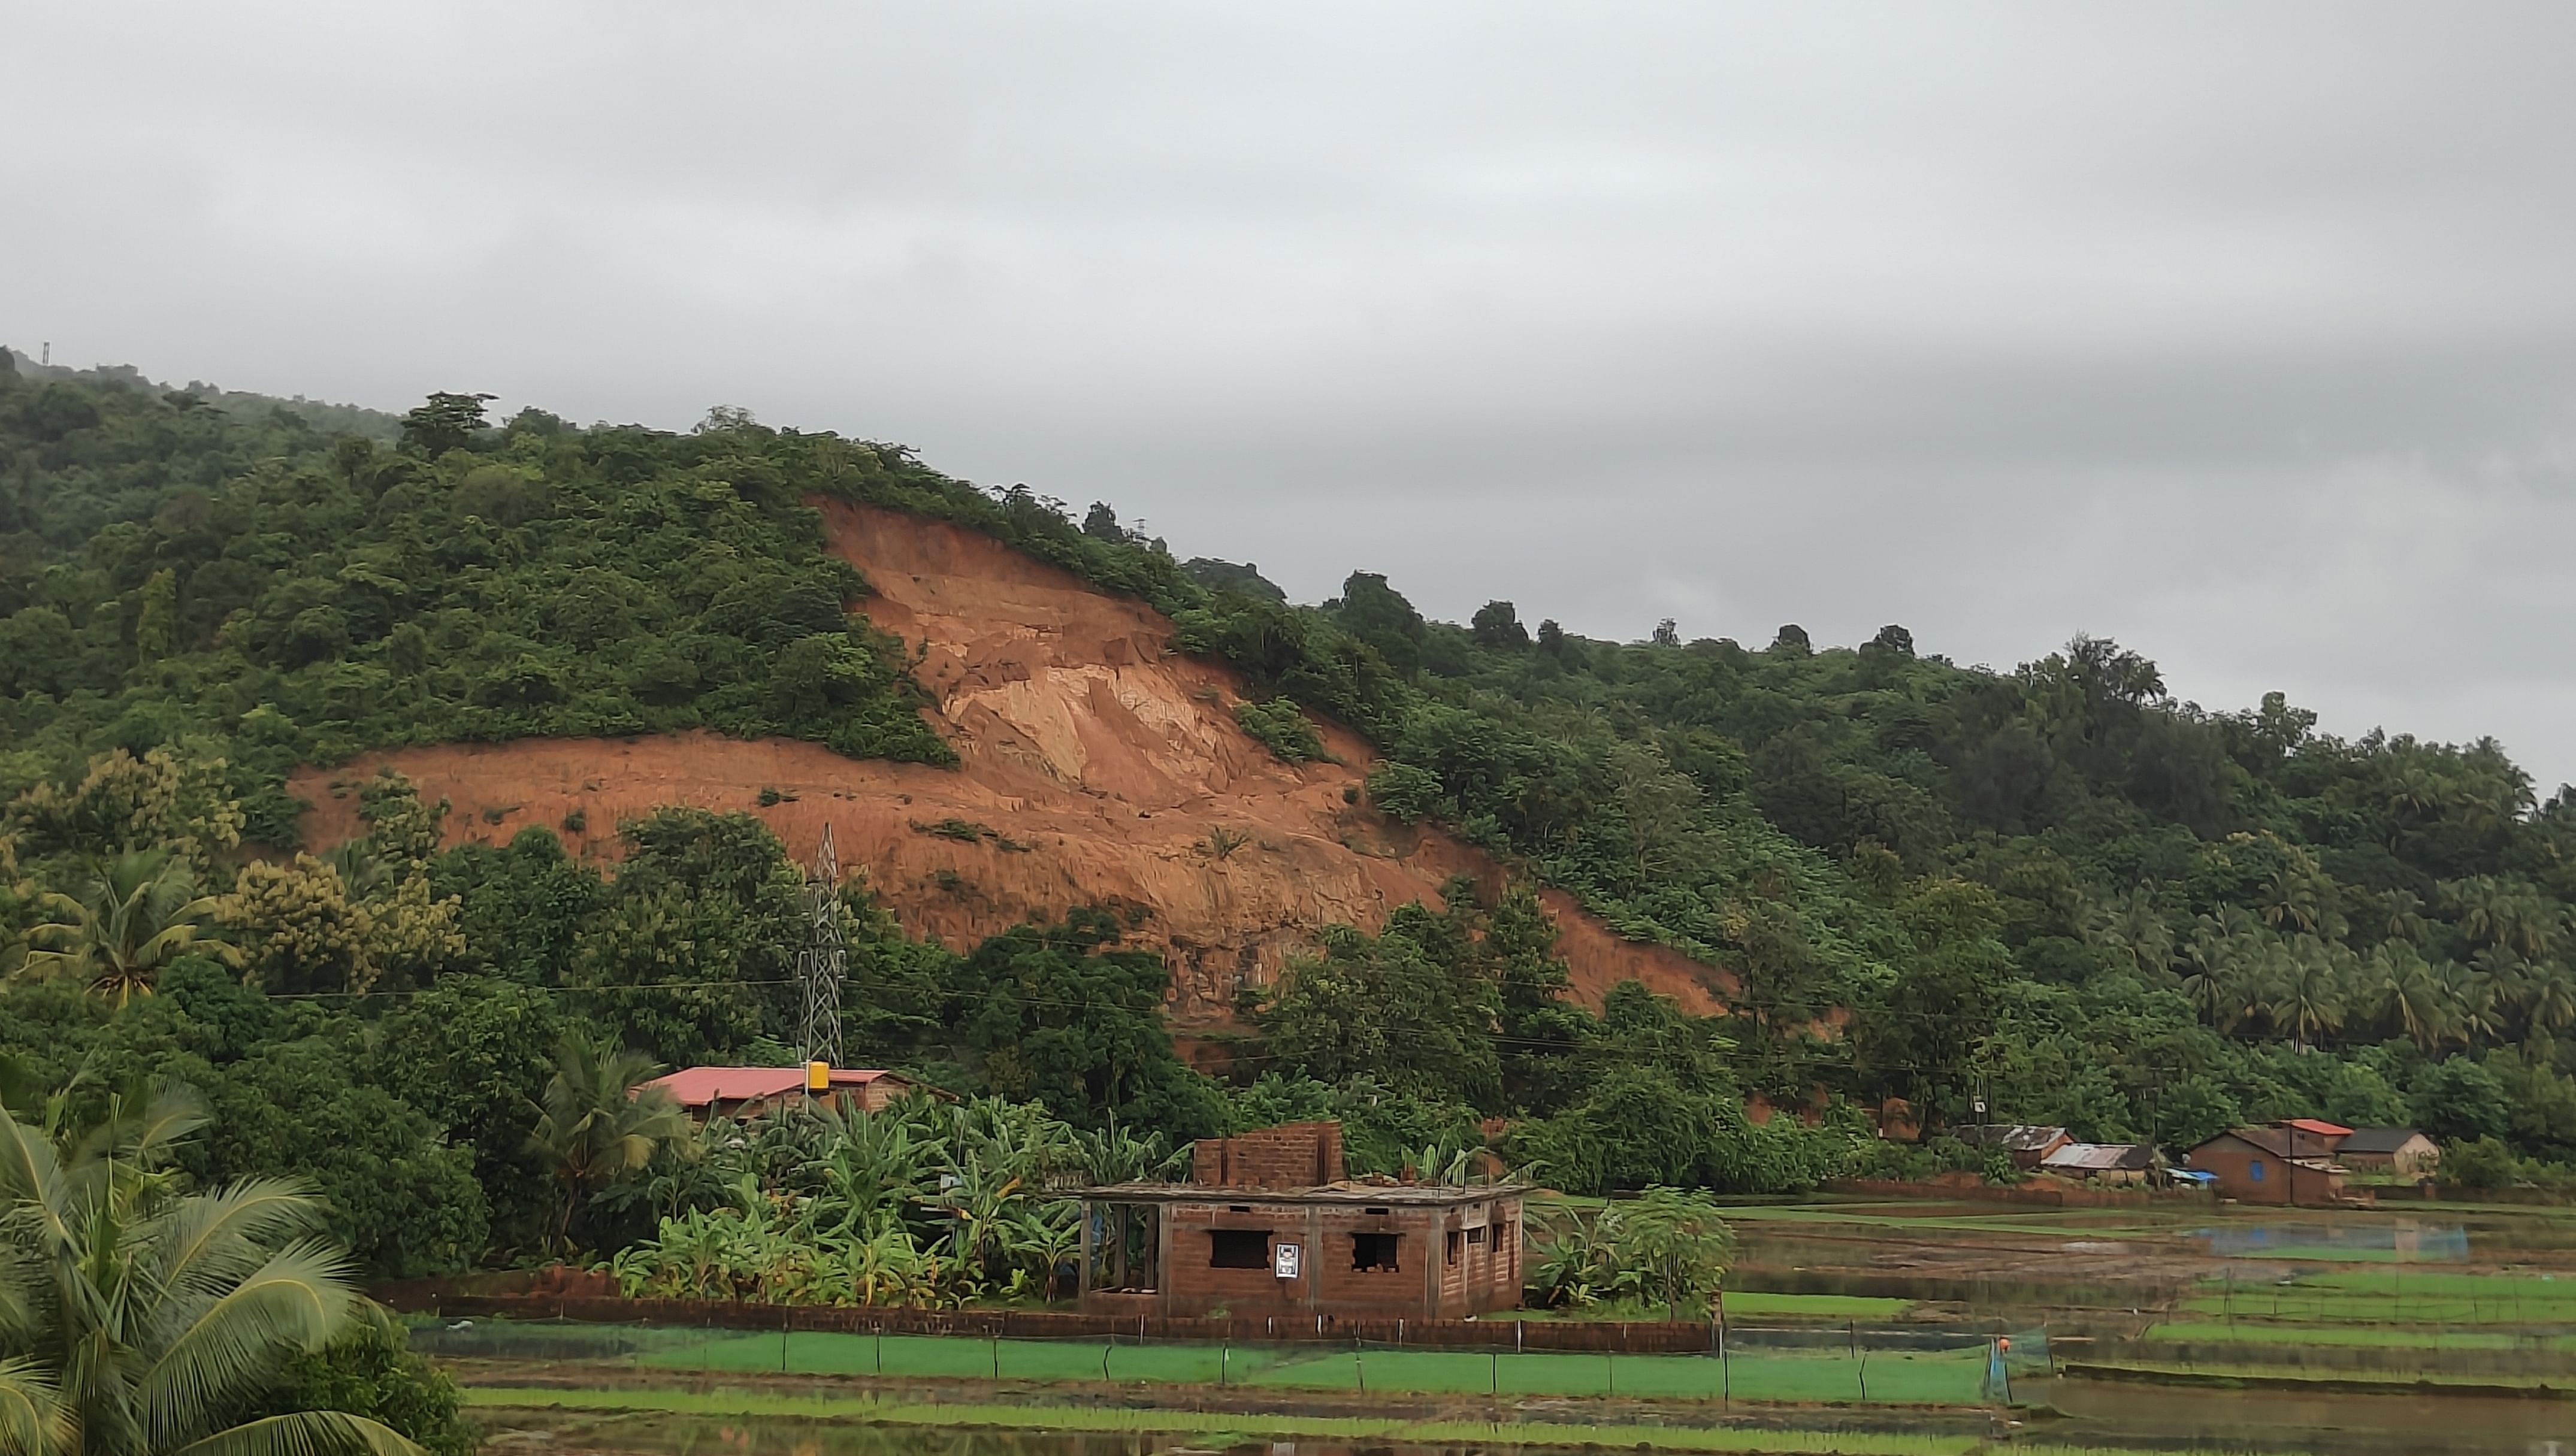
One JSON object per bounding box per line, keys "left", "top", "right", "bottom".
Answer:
{"left": 1075, "top": 1121, "right": 1527, "bottom": 1321}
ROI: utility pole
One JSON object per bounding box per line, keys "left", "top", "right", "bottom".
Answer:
{"left": 797, "top": 824, "right": 846, "bottom": 1068}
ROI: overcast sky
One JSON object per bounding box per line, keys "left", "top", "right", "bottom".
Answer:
{"left": 9, "top": 4, "right": 2576, "bottom": 786}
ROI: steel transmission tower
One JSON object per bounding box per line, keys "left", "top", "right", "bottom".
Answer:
{"left": 797, "top": 824, "right": 846, "bottom": 1067}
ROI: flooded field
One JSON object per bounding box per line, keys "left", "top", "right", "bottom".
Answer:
{"left": 471, "top": 1384, "right": 2576, "bottom": 1456}
{"left": 432, "top": 1198, "right": 2576, "bottom": 1454}
{"left": 2039, "top": 1373, "right": 2576, "bottom": 1455}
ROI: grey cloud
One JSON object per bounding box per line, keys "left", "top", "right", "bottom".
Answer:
{"left": 7, "top": 1, "right": 2576, "bottom": 783}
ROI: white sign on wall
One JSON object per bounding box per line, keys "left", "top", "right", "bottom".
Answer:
{"left": 1273, "top": 1242, "right": 1301, "bottom": 1280}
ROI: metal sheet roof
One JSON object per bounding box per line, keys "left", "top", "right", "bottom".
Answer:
{"left": 1958, "top": 1124, "right": 2070, "bottom": 1152}
{"left": 640, "top": 1066, "right": 902, "bottom": 1107}
{"left": 2039, "top": 1142, "right": 2157, "bottom": 1172}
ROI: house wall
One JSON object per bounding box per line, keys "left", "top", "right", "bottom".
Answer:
{"left": 1135, "top": 1194, "right": 1523, "bottom": 1319}
{"left": 2285, "top": 1127, "right": 2343, "bottom": 1159}
{"left": 2288, "top": 1163, "right": 2345, "bottom": 1206}
{"left": 710, "top": 1078, "right": 911, "bottom": 1122}
{"left": 2038, "top": 1167, "right": 2139, "bottom": 1186}
{"left": 1190, "top": 1122, "right": 1344, "bottom": 1189}
{"left": 2009, "top": 1138, "right": 2070, "bottom": 1172}
{"left": 2342, "top": 1139, "right": 2440, "bottom": 1177}
{"left": 2187, "top": 1137, "right": 2292, "bottom": 1204}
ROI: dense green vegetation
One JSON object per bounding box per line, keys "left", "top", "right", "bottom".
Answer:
{"left": 12, "top": 346, "right": 2576, "bottom": 1357}
{"left": 0, "top": 1077, "right": 468, "bottom": 1456}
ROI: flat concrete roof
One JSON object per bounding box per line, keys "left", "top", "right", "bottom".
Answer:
{"left": 1072, "top": 1181, "right": 1529, "bottom": 1206}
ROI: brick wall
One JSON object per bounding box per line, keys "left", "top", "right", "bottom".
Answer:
{"left": 2184, "top": 1139, "right": 2291, "bottom": 1204}
{"left": 1151, "top": 1193, "right": 1522, "bottom": 1319}
{"left": 1190, "top": 1121, "right": 1343, "bottom": 1189}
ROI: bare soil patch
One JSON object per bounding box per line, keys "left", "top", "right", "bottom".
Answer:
{"left": 294, "top": 504, "right": 1724, "bottom": 1024}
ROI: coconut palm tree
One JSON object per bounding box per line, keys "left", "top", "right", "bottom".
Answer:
{"left": 2260, "top": 867, "right": 2324, "bottom": 937}
{"left": 527, "top": 1034, "right": 689, "bottom": 1254}
{"left": 2525, "top": 962, "right": 2576, "bottom": 1040}
{"left": 2178, "top": 919, "right": 2245, "bottom": 1031}
{"left": 2269, "top": 938, "right": 2348, "bottom": 1053}
{"left": 2365, "top": 942, "right": 2457, "bottom": 1052}
{"left": 0, "top": 1084, "right": 418, "bottom": 1456}
{"left": 16, "top": 852, "right": 239, "bottom": 1008}
{"left": 2448, "top": 959, "right": 2509, "bottom": 1049}
{"left": 2090, "top": 884, "right": 2175, "bottom": 980}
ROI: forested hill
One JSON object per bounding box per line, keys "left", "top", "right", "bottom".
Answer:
{"left": 7, "top": 351, "right": 2576, "bottom": 1251}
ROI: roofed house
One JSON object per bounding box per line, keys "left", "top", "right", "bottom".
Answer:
{"left": 2184, "top": 1127, "right": 2347, "bottom": 1206}
{"left": 640, "top": 1065, "right": 920, "bottom": 1122}
{"left": 2276, "top": 1118, "right": 2353, "bottom": 1158}
{"left": 1957, "top": 1125, "right": 2074, "bottom": 1170}
{"left": 1076, "top": 1121, "right": 1527, "bottom": 1322}
{"left": 2336, "top": 1128, "right": 2440, "bottom": 1177}
{"left": 2036, "top": 1142, "right": 2160, "bottom": 1186}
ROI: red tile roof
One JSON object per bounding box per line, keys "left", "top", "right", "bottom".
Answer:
{"left": 2278, "top": 1118, "right": 2353, "bottom": 1137}
{"left": 640, "top": 1066, "right": 899, "bottom": 1107}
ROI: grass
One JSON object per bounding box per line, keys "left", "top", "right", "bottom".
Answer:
{"left": 462, "top": 1384, "right": 1991, "bottom": 1454}
{"left": 2177, "top": 1267, "right": 2576, "bottom": 1327}
{"left": 634, "top": 1329, "right": 1992, "bottom": 1404}
{"left": 1490, "top": 1292, "right": 1913, "bottom": 1321}
{"left": 2065, "top": 1357, "right": 2575, "bottom": 1392}
{"left": 2142, "top": 1319, "right": 2572, "bottom": 1351}
{"left": 1722, "top": 1293, "right": 1916, "bottom": 1319}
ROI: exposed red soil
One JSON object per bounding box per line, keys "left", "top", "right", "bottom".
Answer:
{"left": 294, "top": 503, "right": 1726, "bottom": 1025}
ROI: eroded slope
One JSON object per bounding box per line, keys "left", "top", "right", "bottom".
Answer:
{"left": 295, "top": 503, "right": 1723, "bottom": 1024}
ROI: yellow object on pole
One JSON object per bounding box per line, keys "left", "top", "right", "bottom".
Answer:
{"left": 806, "top": 1061, "right": 830, "bottom": 1093}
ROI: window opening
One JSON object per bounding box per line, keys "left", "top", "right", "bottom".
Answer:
{"left": 1351, "top": 1232, "right": 1401, "bottom": 1271}
{"left": 1446, "top": 1231, "right": 1461, "bottom": 1266}
{"left": 1210, "top": 1229, "right": 1270, "bottom": 1269}
{"left": 2249, "top": 1160, "right": 2266, "bottom": 1183}
{"left": 1467, "top": 1225, "right": 1486, "bottom": 1245}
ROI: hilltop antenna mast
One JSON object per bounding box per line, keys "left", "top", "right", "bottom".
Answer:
{"left": 797, "top": 824, "right": 846, "bottom": 1068}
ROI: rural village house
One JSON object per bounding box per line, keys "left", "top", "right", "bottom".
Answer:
{"left": 2036, "top": 1142, "right": 2161, "bottom": 1186}
{"left": 639, "top": 1065, "right": 921, "bottom": 1122}
{"left": 1955, "top": 1124, "right": 2074, "bottom": 1170}
{"left": 2184, "top": 1122, "right": 2354, "bottom": 1206}
{"left": 2333, "top": 1128, "right": 2441, "bottom": 1177}
{"left": 1075, "top": 1121, "right": 1527, "bottom": 1322}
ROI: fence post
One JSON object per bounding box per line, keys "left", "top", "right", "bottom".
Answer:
{"left": 1721, "top": 1327, "right": 1729, "bottom": 1409}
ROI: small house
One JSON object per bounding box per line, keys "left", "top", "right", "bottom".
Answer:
{"left": 2336, "top": 1128, "right": 2440, "bottom": 1177}
{"left": 1075, "top": 1121, "right": 1527, "bottom": 1322}
{"left": 2184, "top": 1127, "right": 2348, "bottom": 1206}
{"left": 2037, "top": 1142, "right": 2160, "bottom": 1186}
{"left": 640, "top": 1065, "right": 920, "bottom": 1122}
{"left": 1957, "top": 1125, "right": 2074, "bottom": 1170}
{"left": 2275, "top": 1117, "right": 2353, "bottom": 1158}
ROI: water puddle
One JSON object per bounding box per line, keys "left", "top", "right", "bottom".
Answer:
{"left": 2197, "top": 1219, "right": 2471, "bottom": 1263}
